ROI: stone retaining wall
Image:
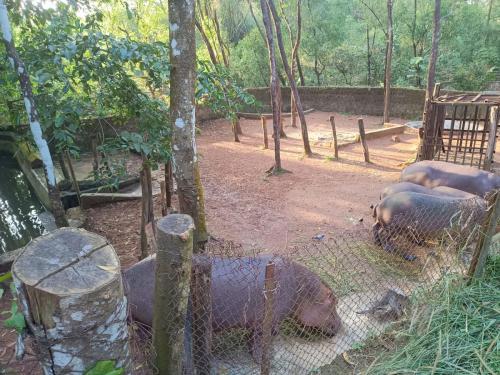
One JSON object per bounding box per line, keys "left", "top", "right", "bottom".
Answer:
{"left": 246, "top": 87, "right": 474, "bottom": 120}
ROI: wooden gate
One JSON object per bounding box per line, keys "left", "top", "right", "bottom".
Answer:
{"left": 419, "top": 86, "right": 500, "bottom": 170}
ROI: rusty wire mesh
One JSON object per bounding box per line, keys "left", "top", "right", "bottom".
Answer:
{"left": 122, "top": 194, "right": 490, "bottom": 375}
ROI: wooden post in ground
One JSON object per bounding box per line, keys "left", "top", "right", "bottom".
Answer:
{"left": 160, "top": 181, "right": 167, "bottom": 216}
{"left": 191, "top": 257, "right": 212, "bottom": 375}
{"left": 64, "top": 150, "right": 81, "bottom": 206}
{"left": 153, "top": 214, "right": 195, "bottom": 374}
{"left": 236, "top": 116, "right": 243, "bottom": 135}
{"left": 11, "top": 228, "right": 132, "bottom": 373}
{"left": 140, "top": 170, "right": 149, "bottom": 260}
{"left": 261, "top": 116, "right": 269, "bottom": 149}
{"left": 329, "top": 115, "right": 339, "bottom": 159}
{"left": 91, "top": 136, "right": 99, "bottom": 178}
{"left": 232, "top": 118, "right": 241, "bottom": 142}
{"left": 261, "top": 261, "right": 276, "bottom": 375}
{"left": 468, "top": 190, "right": 500, "bottom": 278}
{"left": 357, "top": 118, "right": 370, "bottom": 163}
{"left": 165, "top": 160, "right": 173, "bottom": 208}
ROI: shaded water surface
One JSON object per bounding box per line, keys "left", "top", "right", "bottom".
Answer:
{"left": 0, "top": 152, "right": 45, "bottom": 254}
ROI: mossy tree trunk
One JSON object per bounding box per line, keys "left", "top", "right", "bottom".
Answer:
{"left": 0, "top": 0, "right": 67, "bottom": 227}
{"left": 169, "top": 0, "right": 208, "bottom": 249}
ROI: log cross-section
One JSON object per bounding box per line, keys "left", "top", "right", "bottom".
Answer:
{"left": 12, "top": 227, "right": 131, "bottom": 374}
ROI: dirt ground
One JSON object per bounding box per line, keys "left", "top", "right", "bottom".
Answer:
{"left": 1, "top": 110, "right": 417, "bottom": 372}
{"left": 84, "top": 111, "right": 416, "bottom": 264}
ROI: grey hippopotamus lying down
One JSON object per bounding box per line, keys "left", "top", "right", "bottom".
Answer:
{"left": 380, "top": 182, "right": 476, "bottom": 200}
{"left": 373, "top": 192, "right": 486, "bottom": 261}
{"left": 123, "top": 254, "right": 341, "bottom": 361}
{"left": 401, "top": 160, "right": 500, "bottom": 197}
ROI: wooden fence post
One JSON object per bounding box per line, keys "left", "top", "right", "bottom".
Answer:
{"left": 191, "top": 257, "right": 212, "bottom": 375}
{"left": 260, "top": 261, "right": 276, "bottom": 375}
{"left": 153, "top": 214, "right": 194, "bottom": 374}
{"left": 357, "top": 118, "right": 370, "bottom": 163}
{"left": 468, "top": 190, "right": 500, "bottom": 278}
{"left": 232, "top": 118, "right": 240, "bottom": 142}
{"left": 329, "top": 115, "right": 339, "bottom": 159}
{"left": 165, "top": 160, "right": 173, "bottom": 209}
{"left": 261, "top": 116, "right": 269, "bottom": 149}
{"left": 160, "top": 181, "right": 167, "bottom": 216}
{"left": 11, "top": 228, "right": 132, "bottom": 374}
{"left": 64, "top": 150, "right": 81, "bottom": 206}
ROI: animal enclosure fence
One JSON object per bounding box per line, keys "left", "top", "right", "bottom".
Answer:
{"left": 124, "top": 195, "right": 496, "bottom": 375}
{"left": 419, "top": 87, "right": 500, "bottom": 170}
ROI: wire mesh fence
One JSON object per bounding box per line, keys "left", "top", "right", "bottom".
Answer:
{"left": 123, "top": 194, "right": 492, "bottom": 375}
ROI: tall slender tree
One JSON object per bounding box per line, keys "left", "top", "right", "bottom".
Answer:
{"left": 268, "top": 0, "right": 312, "bottom": 156}
{"left": 383, "top": 0, "right": 393, "bottom": 124}
{"left": 0, "top": 0, "right": 68, "bottom": 227}
{"left": 169, "top": 0, "right": 208, "bottom": 248}
{"left": 260, "top": 0, "right": 282, "bottom": 173}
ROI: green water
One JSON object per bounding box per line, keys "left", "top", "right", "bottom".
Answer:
{"left": 0, "top": 152, "right": 45, "bottom": 254}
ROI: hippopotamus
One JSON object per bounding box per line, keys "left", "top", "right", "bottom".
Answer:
{"left": 400, "top": 160, "right": 500, "bottom": 197}
{"left": 380, "top": 182, "right": 475, "bottom": 200}
{"left": 373, "top": 192, "right": 486, "bottom": 260}
{"left": 123, "top": 254, "right": 341, "bottom": 361}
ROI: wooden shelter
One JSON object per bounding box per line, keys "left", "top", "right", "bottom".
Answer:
{"left": 419, "top": 85, "right": 500, "bottom": 170}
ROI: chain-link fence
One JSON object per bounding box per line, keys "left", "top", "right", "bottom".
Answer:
{"left": 125, "top": 193, "right": 493, "bottom": 375}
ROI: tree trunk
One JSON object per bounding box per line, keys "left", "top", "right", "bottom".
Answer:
{"left": 366, "top": 25, "right": 371, "bottom": 86}
{"left": 213, "top": 10, "right": 229, "bottom": 67}
{"left": 296, "top": 54, "right": 305, "bottom": 86}
{"left": 290, "top": 0, "right": 303, "bottom": 128}
{"left": 419, "top": 0, "right": 441, "bottom": 160}
{"left": 195, "top": 19, "right": 219, "bottom": 65}
{"left": 260, "top": 0, "right": 282, "bottom": 172}
{"left": 268, "top": 0, "right": 312, "bottom": 156}
{"left": 12, "top": 228, "right": 132, "bottom": 373}
{"left": 0, "top": 0, "right": 68, "bottom": 227}
{"left": 58, "top": 153, "right": 70, "bottom": 181}
{"left": 383, "top": 0, "right": 393, "bottom": 124}
{"left": 169, "top": 0, "right": 208, "bottom": 249}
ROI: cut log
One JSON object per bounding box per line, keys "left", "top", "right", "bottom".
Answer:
{"left": 11, "top": 227, "right": 131, "bottom": 374}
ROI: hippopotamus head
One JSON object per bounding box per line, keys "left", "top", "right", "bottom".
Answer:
{"left": 290, "top": 263, "right": 342, "bottom": 336}
{"left": 294, "top": 282, "right": 341, "bottom": 336}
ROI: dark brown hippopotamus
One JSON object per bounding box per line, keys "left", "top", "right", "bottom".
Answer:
{"left": 400, "top": 160, "right": 500, "bottom": 197}
{"left": 380, "top": 182, "right": 475, "bottom": 200}
{"left": 373, "top": 192, "right": 486, "bottom": 260}
{"left": 123, "top": 254, "right": 341, "bottom": 360}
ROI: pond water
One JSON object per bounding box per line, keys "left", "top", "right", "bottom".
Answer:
{"left": 0, "top": 152, "right": 46, "bottom": 254}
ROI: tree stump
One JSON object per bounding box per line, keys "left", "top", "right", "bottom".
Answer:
{"left": 11, "top": 227, "right": 131, "bottom": 374}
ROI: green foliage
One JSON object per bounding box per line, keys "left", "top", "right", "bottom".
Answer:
{"left": 84, "top": 360, "right": 124, "bottom": 375}
{"left": 197, "top": 61, "right": 257, "bottom": 120}
{"left": 3, "top": 300, "right": 26, "bottom": 334}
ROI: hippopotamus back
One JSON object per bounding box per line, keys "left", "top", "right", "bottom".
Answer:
{"left": 401, "top": 161, "right": 500, "bottom": 197}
